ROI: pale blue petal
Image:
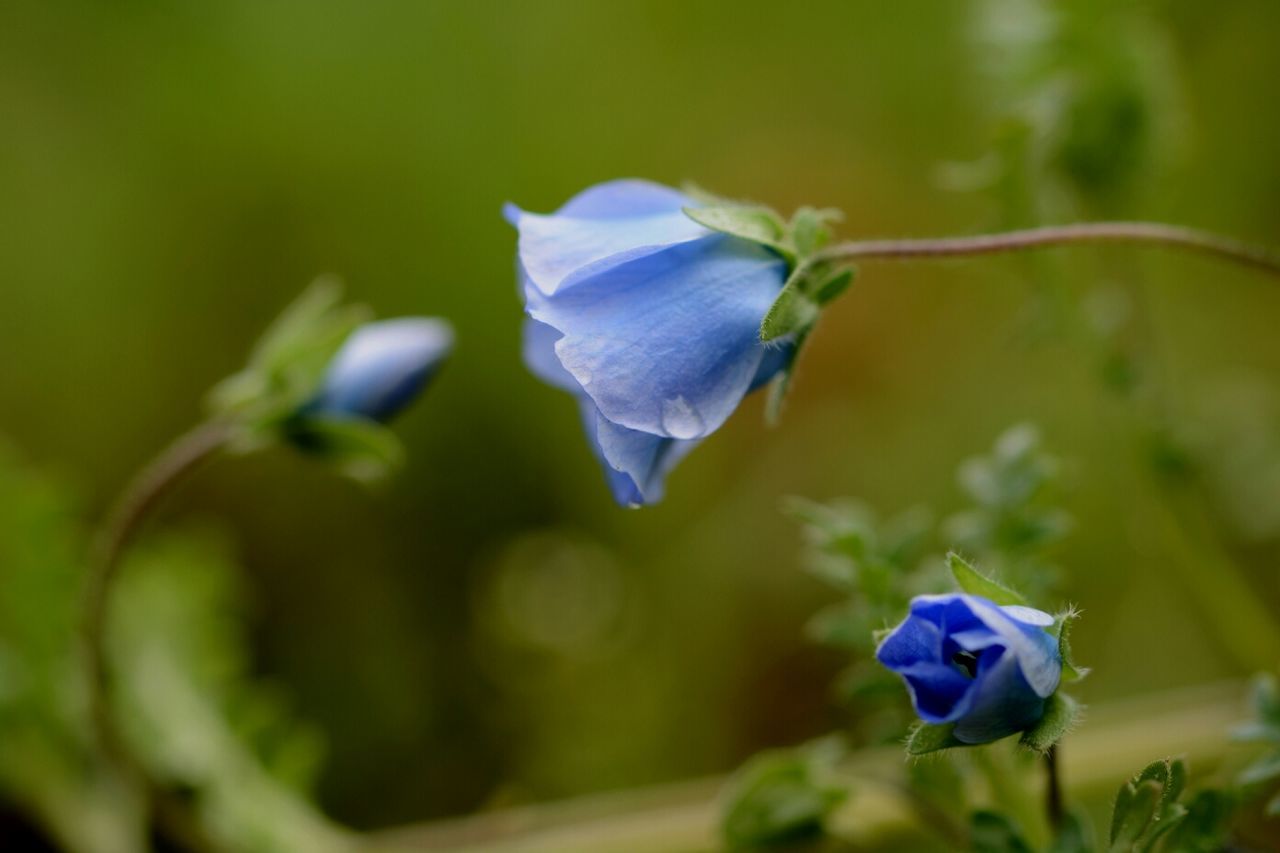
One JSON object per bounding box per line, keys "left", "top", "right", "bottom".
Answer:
{"left": 579, "top": 400, "right": 699, "bottom": 506}
{"left": 531, "top": 235, "right": 787, "bottom": 439}
{"left": 312, "top": 318, "right": 453, "bottom": 422}
{"left": 965, "top": 596, "right": 1062, "bottom": 698}
{"left": 505, "top": 180, "right": 710, "bottom": 297}
{"left": 522, "top": 317, "right": 581, "bottom": 394}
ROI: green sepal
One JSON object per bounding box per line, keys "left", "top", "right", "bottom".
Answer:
{"left": 1108, "top": 758, "right": 1188, "bottom": 851}
{"left": 759, "top": 264, "right": 821, "bottom": 341}
{"left": 906, "top": 722, "right": 965, "bottom": 756}
{"left": 1020, "top": 692, "right": 1079, "bottom": 753}
{"left": 788, "top": 206, "right": 842, "bottom": 257}
{"left": 763, "top": 330, "right": 808, "bottom": 426}
{"left": 283, "top": 415, "right": 404, "bottom": 484}
{"left": 947, "top": 552, "right": 1027, "bottom": 606}
{"left": 207, "top": 278, "right": 370, "bottom": 435}
{"left": 1055, "top": 609, "right": 1090, "bottom": 683}
{"left": 683, "top": 205, "right": 794, "bottom": 262}
{"left": 970, "top": 810, "right": 1033, "bottom": 853}
{"left": 813, "top": 267, "right": 855, "bottom": 305}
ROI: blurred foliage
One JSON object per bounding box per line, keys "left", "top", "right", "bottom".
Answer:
{"left": 718, "top": 737, "right": 846, "bottom": 849}
{"left": 0, "top": 440, "right": 349, "bottom": 851}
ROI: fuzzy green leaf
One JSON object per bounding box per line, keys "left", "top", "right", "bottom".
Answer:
{"left": 1109, "top": 758, "right": 1189, "bottom": 851}
{"left": 947, "top": 552, "right": 1027, "bottom": 606}
{"left": 1020, "top": 692, "right": 1079, "bottom": 753}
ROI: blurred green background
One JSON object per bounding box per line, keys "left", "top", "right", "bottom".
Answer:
{"left": 2, "top": 0, "right": 1280, "bottom": 835}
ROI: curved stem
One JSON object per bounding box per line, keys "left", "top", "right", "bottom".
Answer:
{"left": 817, "top": 222, "right": 1280, "bottom": 276}
{"left": 80, "top": 420, "right": 232, "bottom": 765}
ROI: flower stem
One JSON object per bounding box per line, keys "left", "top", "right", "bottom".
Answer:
{"left": 80, "top": 420, "right": 232, "bottom": 767}
{"left": 817, "top": 222, "right": 1280, "bottom": 276}
{"left": 1044, "top": 744, "right": 1064, "bottom": 834}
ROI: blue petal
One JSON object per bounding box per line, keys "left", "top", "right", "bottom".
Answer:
{"left": 876, "top": 615, "right": 943, "bottom": 670}
{"left": 963, "top": 596, "right": 1062, "bottom": 698}
{"left": 529, "top": 235, "right": 787, "bottom": 439}
{"left": 898, "top": 662, "right": 977, "bottom": 724}
{"left": 579, "top": 400, "right": 699, "bottom": 506}
{"left": 522, "top": 317, "right": 582, "bottom": 394}
{"left": 506, "top": 180, "right": 710, "bottom": 297}
{"left": 951, "top": 650, "right": 1047, "bottom": 744}
{"left": 312, "top": 318, "right": 453, "bottom": 422}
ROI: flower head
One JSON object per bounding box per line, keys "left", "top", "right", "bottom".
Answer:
{"left": 506, "top": 179, "right": 790, "bottom": 506}
{"left": 876, "top": 593, "right": 1062, "bottom": 744}
{"left": 311, "top": 317, "right": 454, "bottom": 422}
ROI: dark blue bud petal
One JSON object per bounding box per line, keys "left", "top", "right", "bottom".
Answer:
{"left": 875, "top": 593, "right": 1062, "bottom": 744}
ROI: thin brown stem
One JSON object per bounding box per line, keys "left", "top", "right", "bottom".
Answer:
{"left": 1045, "top": 744, "right": 1064, "bottom": 834}
{"left": 817, "top": 222, "right": 1280, "bottom": 276}
{"left": 80, "top": 420, "right": 231, "bottom": 767}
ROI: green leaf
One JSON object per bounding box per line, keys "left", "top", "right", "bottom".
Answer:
{"left": 683, "top": 205, "right": 793, "bottom": 261}
{"left": 1108, "top": 758, "right": 1189, "bottom": 851}
{"left": 970, "top": 810, "right": 1034, "bottom": 853}
{"left": 947, "top": 552, "right": 1027, "bottom": 606}
{"left": 906, "top": 722, "right": 965, "bottom": 755}
{"left": 719, "top": 739, "right": 847, "bottom": 848}
{"left": 1020, "top": 692, "right": 1079, "bottom": 753}
{"left": 285, "top": 415, "right": 405, "bottom": 483}
{"left": 1238, "top": 752, "right": 1280, "bottom": 786}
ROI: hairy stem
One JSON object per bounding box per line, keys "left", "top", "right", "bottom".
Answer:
{"left": 817, "top": 222, "right": 1280, "bottom": 276}
{"left": 80, "top": 420, "right": 232, "bottom": 767}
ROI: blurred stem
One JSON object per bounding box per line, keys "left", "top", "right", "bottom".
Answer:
{"left": 1147, "top": 480, "right": 1280, "bottom": 671}
{"left": 818, "top": 222, "right": 1280, "bottom": 276}
{"left": 79, "top": 421, "right": 231, "bottom": 803}
{"left": 973, "top": 744, "right": 1048, "bottom": 848}
{"left": 1044, "top": 744, "right": 1063, "bottom": 834}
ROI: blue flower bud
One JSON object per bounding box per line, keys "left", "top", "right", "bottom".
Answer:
{"left": 310, "top": 318, "right": 453, "bottom": 422}
{"left": 506, "top": 179, "right": 790, "bottom": 506}
{"left": 876, "top": 593, "right": 1062, "bottom": 744}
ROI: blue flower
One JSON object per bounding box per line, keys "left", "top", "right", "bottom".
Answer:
{"left": 311, "top": 318, "right": 454, "bottom": 422}
{"left": 505, "top": 180, "right": 790, "bottom": 506}
{"left": 876, "top": 594, "right": 1062, "bottom": 744}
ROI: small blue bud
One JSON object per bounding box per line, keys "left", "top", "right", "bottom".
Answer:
{"left": 876, "top": 593, "right": 1062, "bottom": 744}
{"left": 506, "top": 179, "right": 789, "bottom": 506}
{"left": 310, "top": 318, "right": 453, "bottom": 422}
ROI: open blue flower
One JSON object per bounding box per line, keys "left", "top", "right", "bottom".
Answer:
{"left": 506, "top": 180, "right": 790, "bottom": 506}
{"left": 876, "top": 594, "right": 1062, "bottom": 744}
{"left": 311, "top": 318, "right": 454, "bottom": 422}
